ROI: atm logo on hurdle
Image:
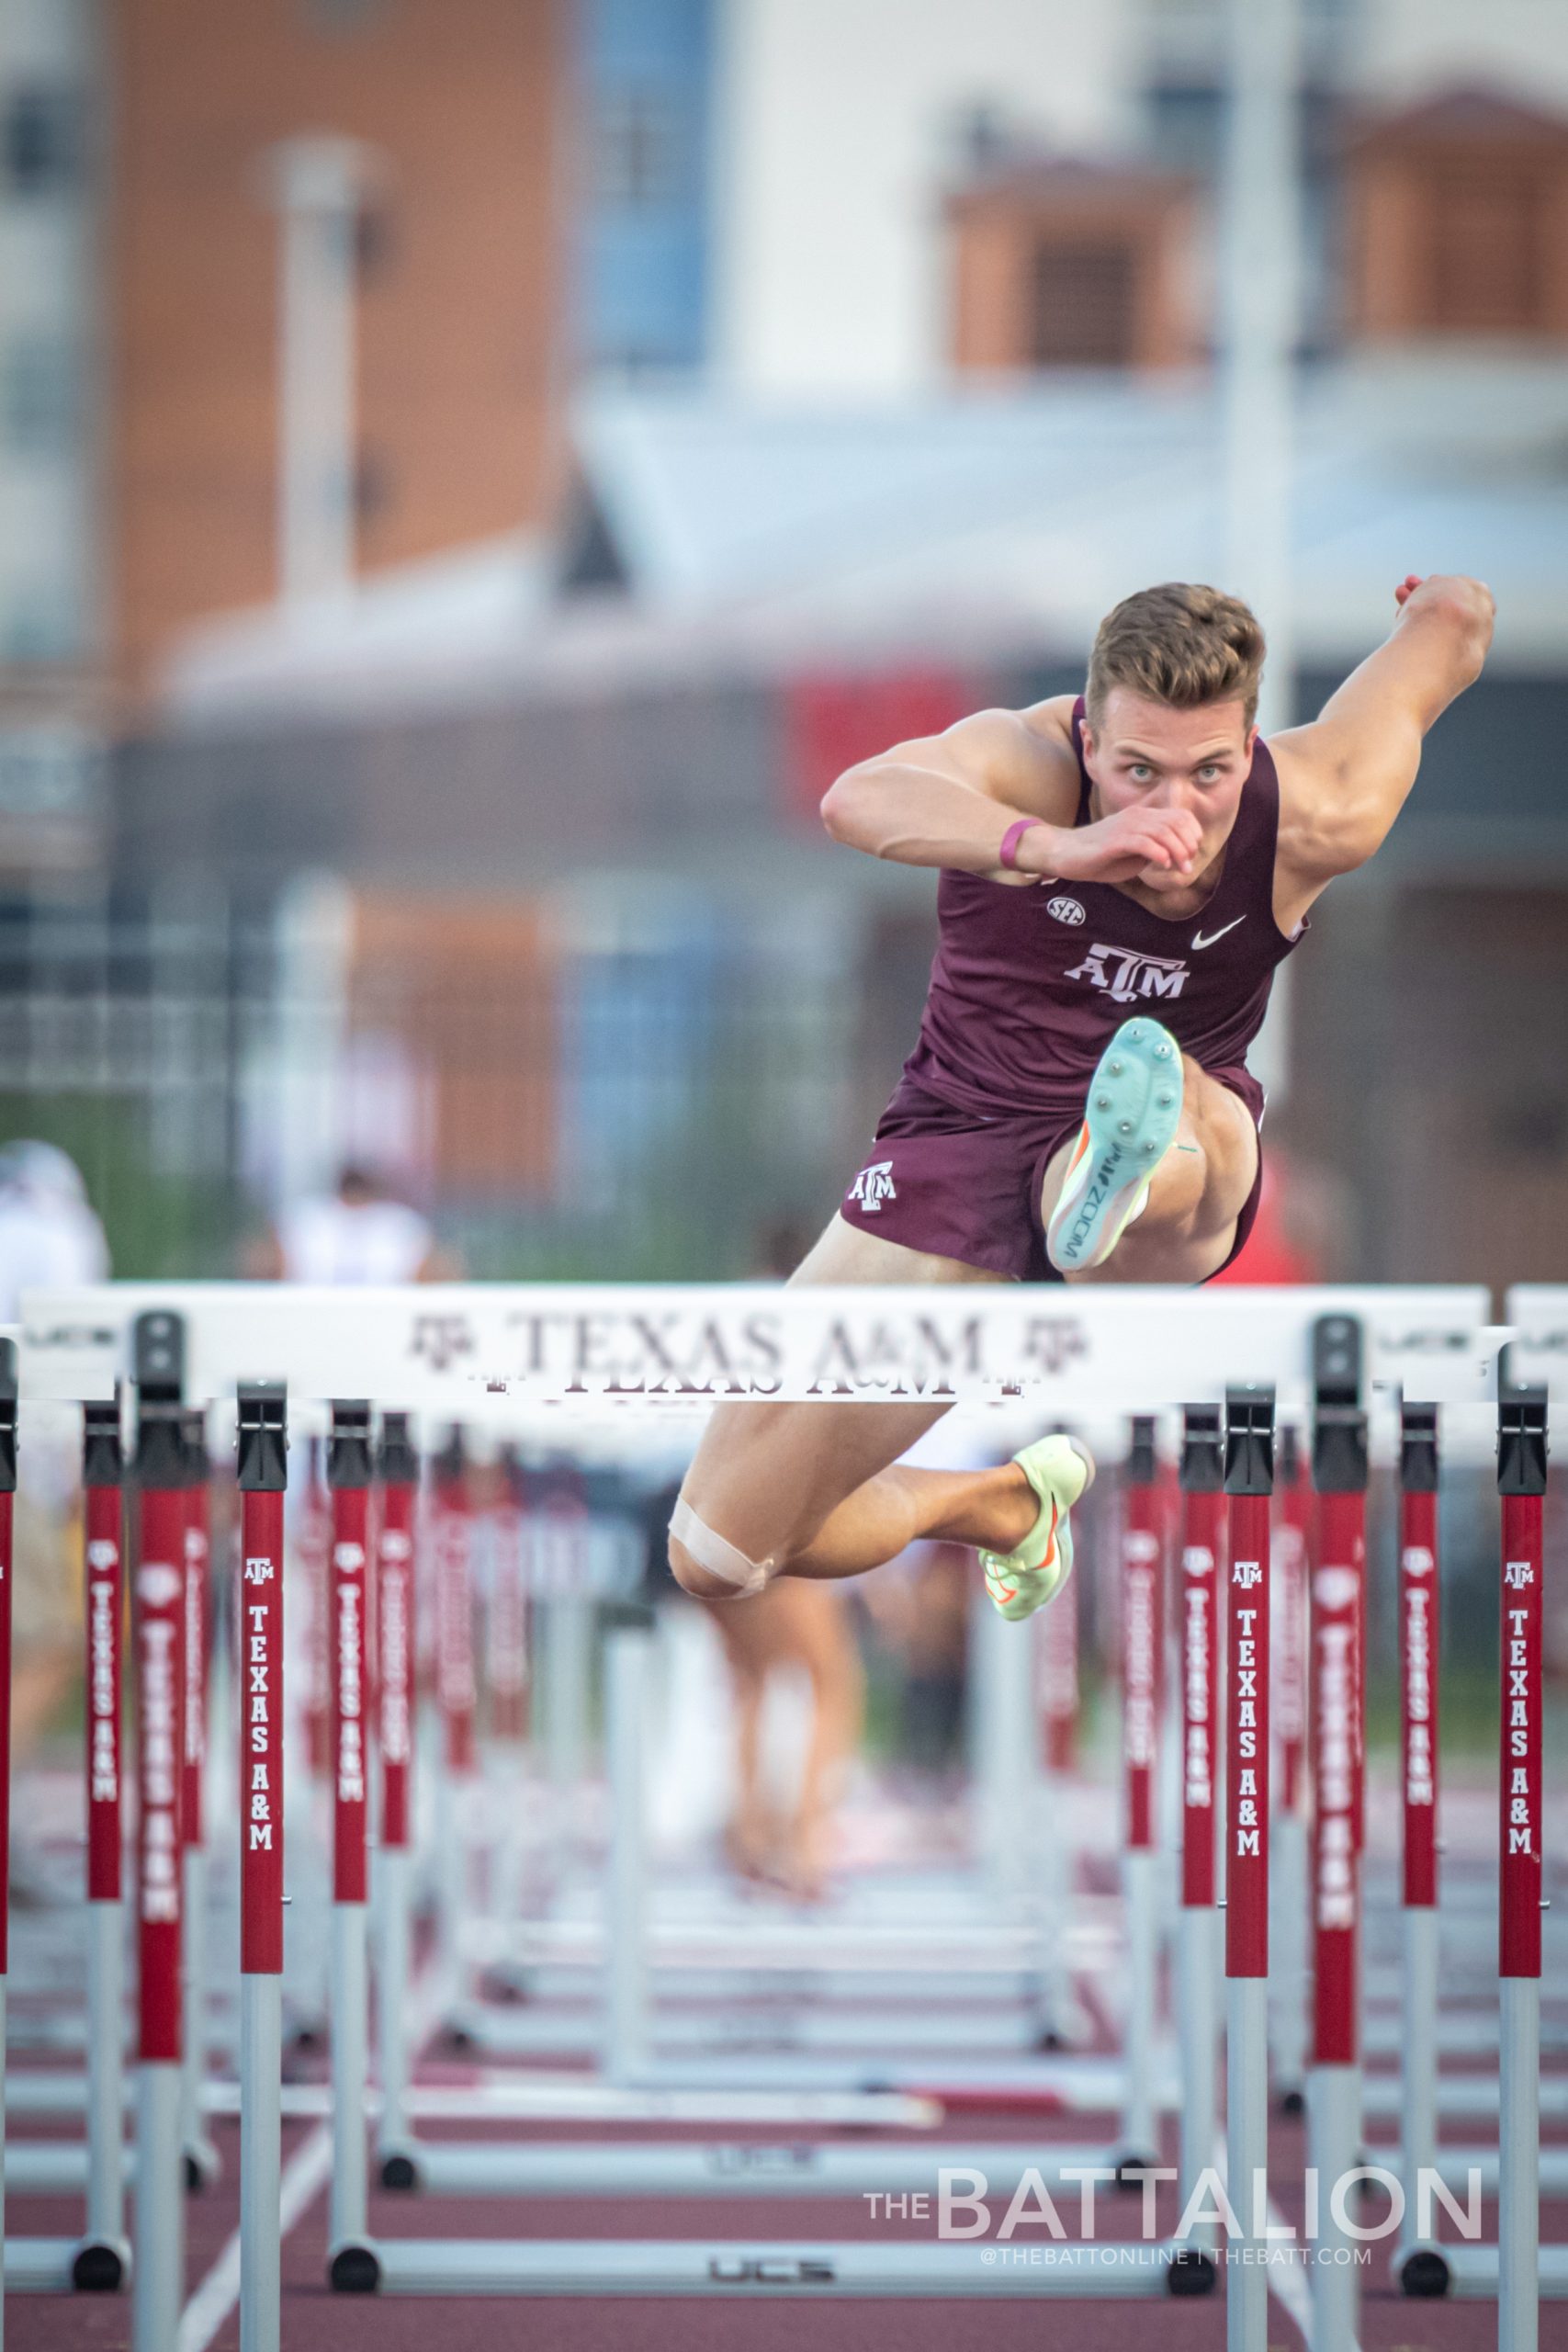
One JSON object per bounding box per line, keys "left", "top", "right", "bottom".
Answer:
{"left": 411, "top": 1313, "right": 478, "bottom": 1373}
{"left": 1231, "top": 1556, "right": 1263, "bottom": 1589}
{"left": 1504, "top": 1558, "right": 1535, "bottom": 1589}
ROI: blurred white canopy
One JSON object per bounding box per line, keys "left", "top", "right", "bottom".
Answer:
{"left": 164, "top": 351, "right": 1568, "bottom": 728}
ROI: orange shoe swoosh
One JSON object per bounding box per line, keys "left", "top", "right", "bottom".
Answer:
{"left": 1040, "top": 1498, "right": 1059, "bottom": 1570}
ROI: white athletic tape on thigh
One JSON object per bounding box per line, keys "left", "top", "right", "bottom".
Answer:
{"left": 669, "top": 1498, "right": 774, "bottom": 1598}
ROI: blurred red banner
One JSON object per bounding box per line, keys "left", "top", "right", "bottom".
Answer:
{"left": 784, "top": 669, "right": 979, "bottom": 826}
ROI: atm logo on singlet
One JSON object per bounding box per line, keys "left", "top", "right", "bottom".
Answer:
{"left": 1064, "top": 943, "right": 1188, "bottom": 1004}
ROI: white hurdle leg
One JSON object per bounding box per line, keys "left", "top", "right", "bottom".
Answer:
{"left": 604, "top": 1610, "right": 653, "bottom": 2084}
{"left": 1121, "top": 1851, "right": 1159, "bottom": 2166}
{"left": 182, "top": 1842, "right": 220, "bottom": 2183}
{"left": 377, "top": 1846, "right": 412, "bottom": 2159}
{"left": 1227, "top": 1979, "right": 1269, "bottom": 2347}
{"left": 1269, "top": 1808, "right": 1308, "bottom": 2112}
{"left": 1179, "top": 1906, "right": 1220, "bottom": 2246}
{"left": 1500, "top": 1977, "right": 1540, "bottom": 2351}
{"left": 134, "top": 2062, "right": 184, "bottom": 2348}
{"left": 330, "top": 1904, "right": 370, "bottom": 2255}
{"left": 85, "top": 1900, "right": 128, "bottom": 2262}
{"left": 1033, "top": 1565, "right": 1080, "bottom": 2045}
{"left": 241, "top": 1975, "right": 283, "bottom": 2352}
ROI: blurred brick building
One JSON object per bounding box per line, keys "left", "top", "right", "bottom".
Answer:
{"left": 109, "top": 0, "right": 568, "bottom": 696}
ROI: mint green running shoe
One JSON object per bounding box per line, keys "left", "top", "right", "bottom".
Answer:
{"left": 1045, "top": 1017, "right": 1184, "bottom": 1273}
{"left": 980, "top": 1433, "right": 1095, "bottom": 1623}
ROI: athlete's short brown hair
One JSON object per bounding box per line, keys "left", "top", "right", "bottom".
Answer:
{"left": 1085, "top": 582, "right": 1266, "bottom": 729}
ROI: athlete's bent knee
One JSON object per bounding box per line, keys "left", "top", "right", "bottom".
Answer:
{"left": 667, "top": 1496, "right": 777, "bottom": 1600}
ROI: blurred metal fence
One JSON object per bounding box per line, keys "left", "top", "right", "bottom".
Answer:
{"left": 0, "top": 888, "right": 876, "bottom": 1279}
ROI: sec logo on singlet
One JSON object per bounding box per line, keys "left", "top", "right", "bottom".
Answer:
{"left": 1046, "top": 896, "right": 1086, "bottom": 926}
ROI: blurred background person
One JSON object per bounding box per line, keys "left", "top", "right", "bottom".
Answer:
{"left": 0, "top": 1142, "right": 109, "bottom": 1894}
{"left": 245, "top": 1161, "right": 458, "bottom": 1283}
{"left": 688, "top": 1215, "right": 867, "bottom": 1900}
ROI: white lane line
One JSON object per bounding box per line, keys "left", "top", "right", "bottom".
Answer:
{"left": 177, "top": 2120, "right": 332, "bottom": 2352}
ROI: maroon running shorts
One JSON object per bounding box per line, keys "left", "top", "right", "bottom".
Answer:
{"left": 839, "top": 1068, "right": 1267, "bottom": 1284}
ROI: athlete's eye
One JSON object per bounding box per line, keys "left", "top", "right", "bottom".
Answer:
{"left": 1197, "top": 765, "right": 1221, "bottom": 782}
{"left": 1129, "top": 764, "right": 1154, "bottom": 783}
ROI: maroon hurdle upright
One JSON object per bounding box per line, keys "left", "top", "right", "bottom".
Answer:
{"left": 130, "top": 1311, "right": 189, "bottom": 2352}
{"left": 180, "top": 1407, "right": 220, "bottom": 2188}
{"left": 236, "top": 1380, "right": 288, "bottom": 2352}
{"left": 1497, "top": 1382, "right": 1547, "bottom": 2351}
{"left": 373, "top": 1410, "right": 422, "bottom": 2188}
{"left": 1394, "top": 1399, "right": 1444, "bottom": 2290}
{"left": 81, "top": 1396, "right": 130, "bottom": 2283}
{"left": 1176, "top": 1401, "right": 1224, "bottom": 2280}
{"left": 1224, "top": 1383, "right": 1274, "bottom": 2352}
{"left": 325, "top": 1400, "right": 378, "bottom": 2290}
{"left": 1117, "top": 1414, "right": 1165, "bottom": 2173}
{"left": 1269, "top": 1420, "right": 1310, "bottom": 2110}
{"left": 1305, "top": 1313, "right": 1370, "bottom": 2351}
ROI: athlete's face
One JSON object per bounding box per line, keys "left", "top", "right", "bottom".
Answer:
{"left": 1079, "top": 691, "right": 1257, "bottom": 895}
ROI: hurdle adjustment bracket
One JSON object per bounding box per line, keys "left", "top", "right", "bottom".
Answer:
{"left": 1497, "top": 1384, "right": 1547, "bottom": 1496}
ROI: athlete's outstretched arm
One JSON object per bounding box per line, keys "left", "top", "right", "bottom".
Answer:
{"left": 821, "top": 705, "right": 1203, "bottom": 885}
{"left": 1274, "top": 573, "right": 1494, "bottom": 885}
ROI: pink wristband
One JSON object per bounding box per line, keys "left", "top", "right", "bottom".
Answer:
{"left": 998, "top": 817, "right": 1044, "bottom": 875}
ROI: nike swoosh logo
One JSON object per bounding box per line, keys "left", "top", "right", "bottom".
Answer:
{"left": 1191, "top": 916, "right": 1246, "bottom": 950}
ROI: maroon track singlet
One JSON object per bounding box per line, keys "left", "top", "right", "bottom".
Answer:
{"left": 838, "top": 700, "right": 1304, "bottom": 1282}
{"left": 904, "top": 698, "right": 1303, "bottom": 1124}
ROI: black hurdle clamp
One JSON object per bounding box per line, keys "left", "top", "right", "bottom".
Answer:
{"left": 132, "top": 1310, "right": 186, "bottom": 1486}
{"left": 1314, "top": 1405, "right": 1368, "bottom": 1495}
{"left": 328, "top": 1400, "right": 374, "bottom": 1491}
{"left": 1277, "top": 1423, "right": 1301, "bottom": 1488}
{"left": 1179, "top": 1403, "right": 1224, "bottom": 1494}
{"left": 377, "top": 1409, "right": 419, "bottom": 1488}
{"left": 236, "top": 1383, "right": 288, "bottom": 1494}
{"left": 498, "top": 1440, "right": 526, "bottom": 1502}
{"left": 1224, "top": 1384, "right": 1276, "bottom": 1496}
{"left": 83, "top": 1395, "right": 123, "bottom": 1488}
{"left": 1127, "top": 1414, "right": 1158, "bottom": 1487}
{"left": 1498, "top": 1383, "right": 1548, "bottom": 1498}
{"left": 1313, "top": 1313, "right": 1361, "bottom": 1408}
{"left": 0, "top": 1336, "right": 17, "bottom": 1496}
{"left": 133, "top": 1309, "right": 185, "bottom": 1403}
{"left": 1399, "top": 1401, "right": 1439, "bottom": 1494}
{"left": 434, "top": 1423, "right": 467, "bottom": 1487}
{"left": 1312, "top": 1314, "right": 1368, "bottom": 1494}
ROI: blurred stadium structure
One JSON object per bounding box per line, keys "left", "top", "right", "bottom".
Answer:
{"left": 1, "top": 0, "right": 1566, "bottom": 1281}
